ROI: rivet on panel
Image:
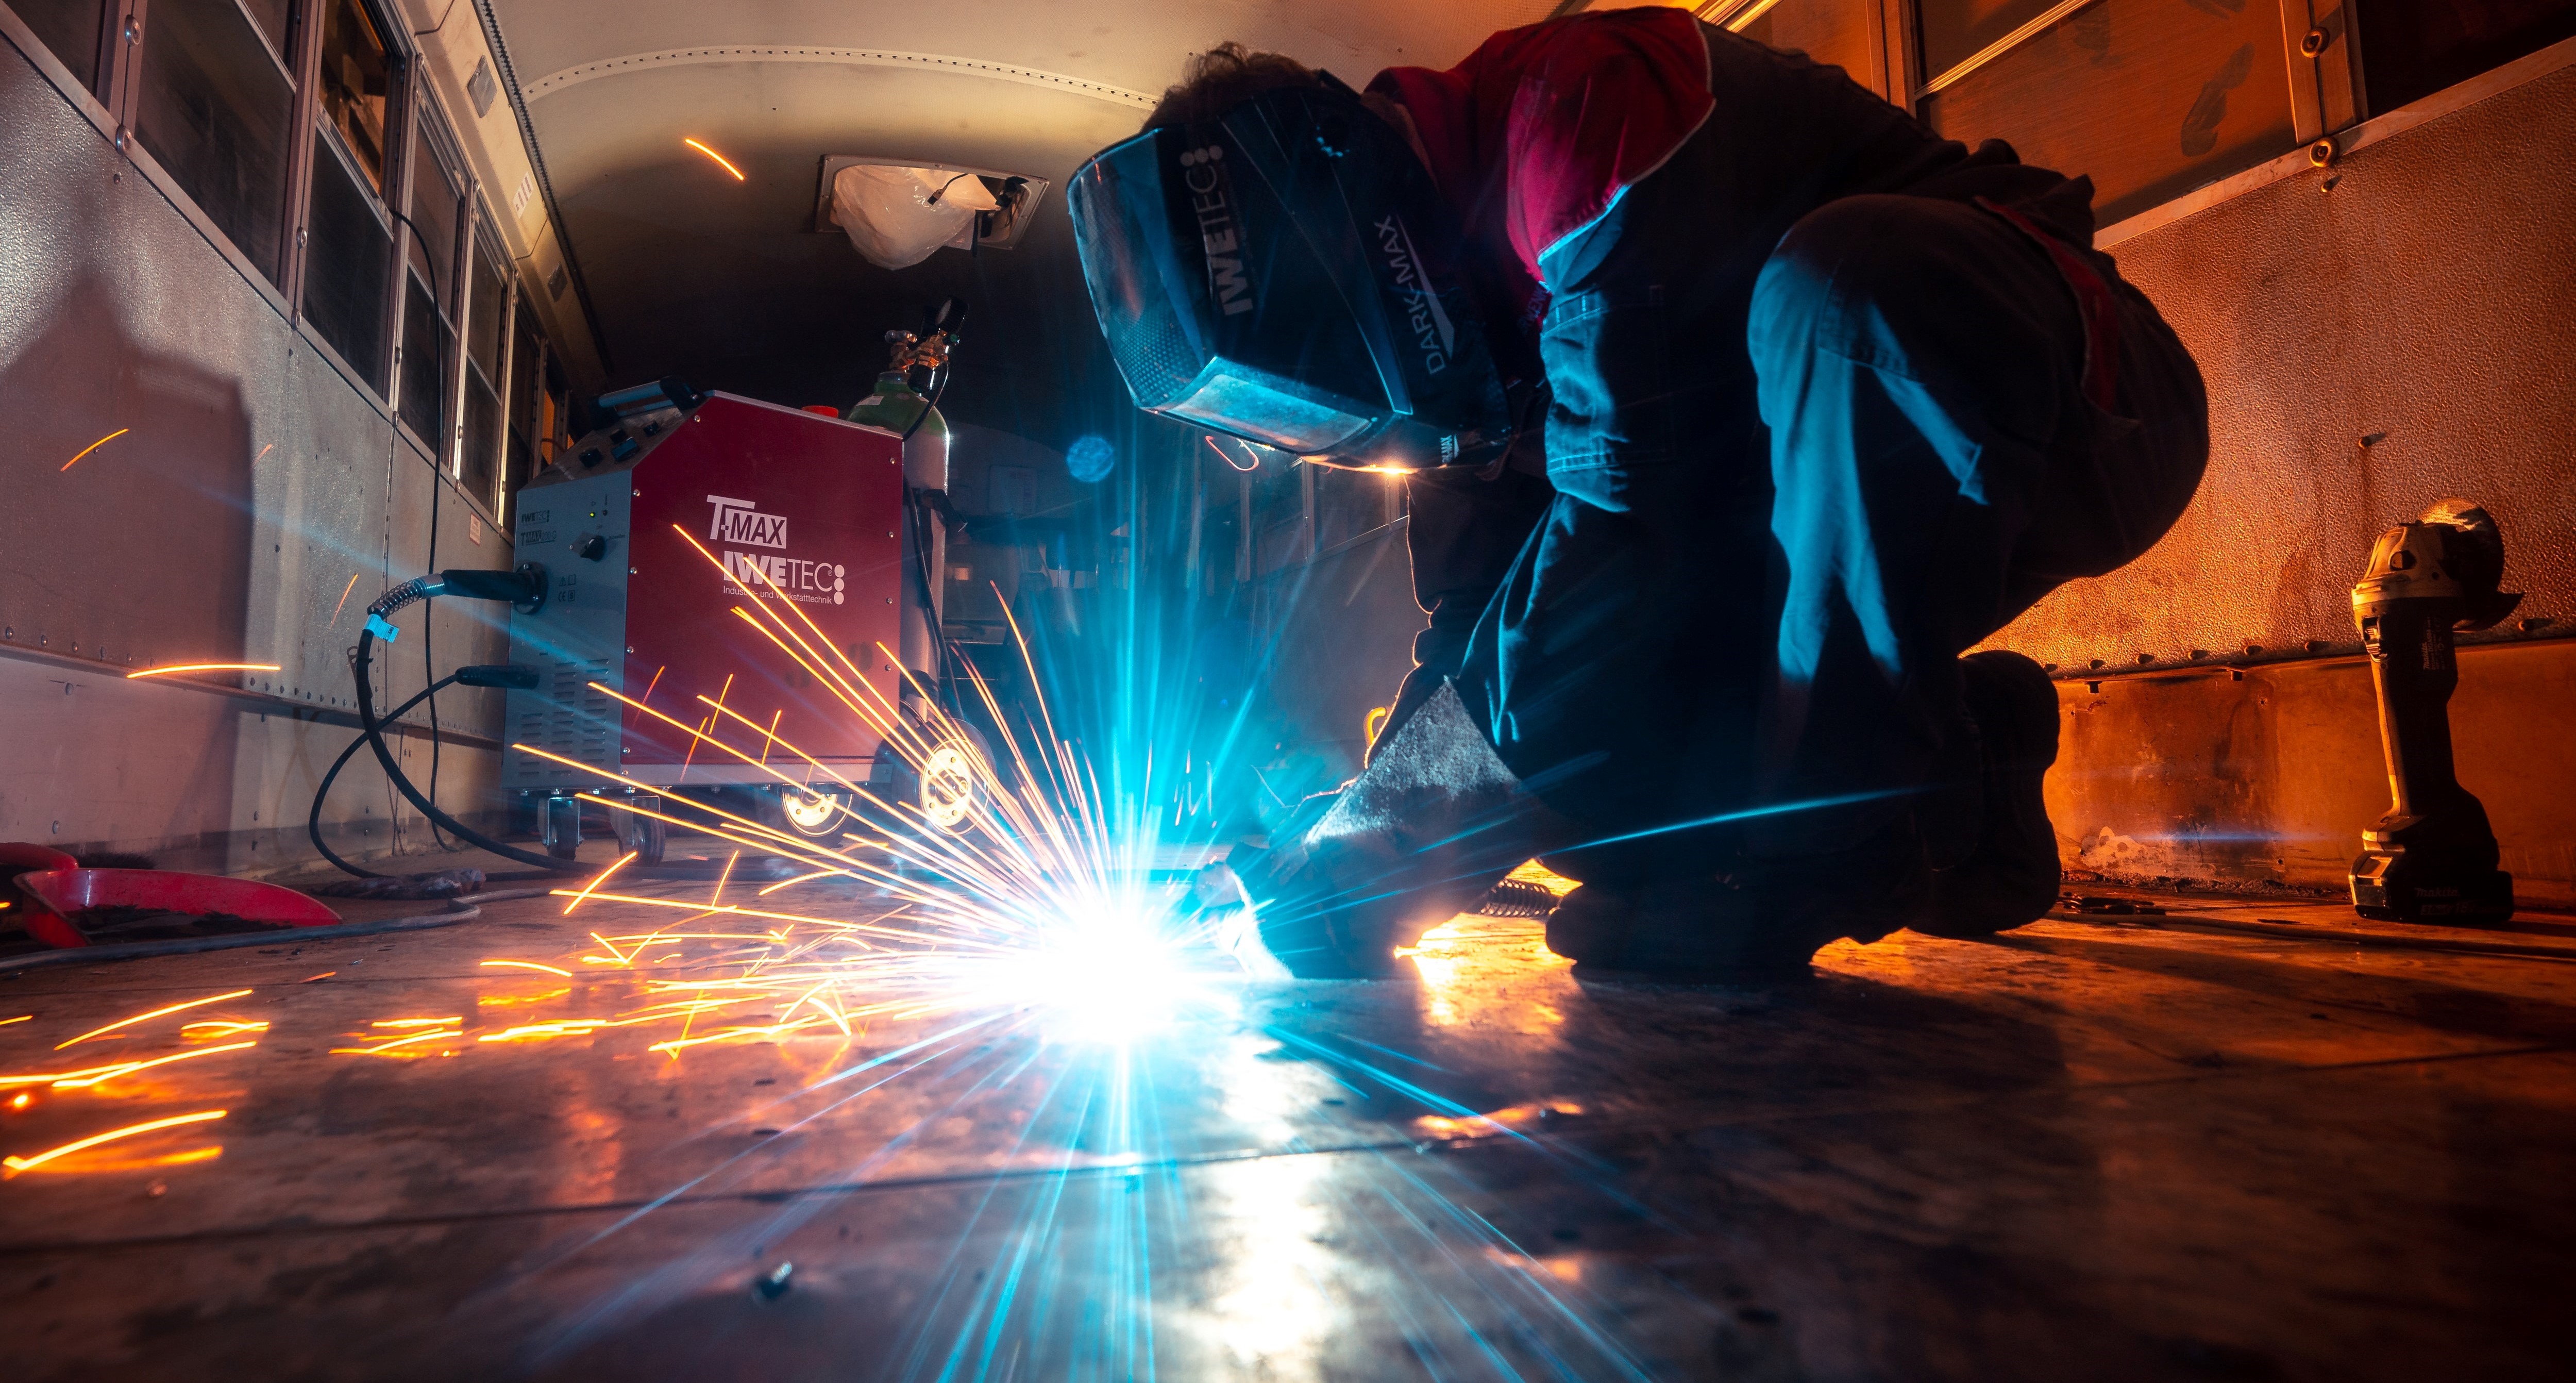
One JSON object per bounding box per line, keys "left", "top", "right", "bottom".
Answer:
{"left": 2299, "top": 26, "right": 2329, "bottom": 57}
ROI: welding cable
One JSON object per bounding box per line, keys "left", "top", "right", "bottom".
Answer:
{"left": 348, "top": 625, "right": 583, "bottom": 873}
{"left": 307, "top": 672, "right": 463, "bottom": 878}
{"left": 346, "top": 575, "right": 588, "bottom": 875}
{"left": 901, "top": 494, "right": 968, "bottom": 713}
{"left": 386, "top": 205, "right": 461, "bottom": 851}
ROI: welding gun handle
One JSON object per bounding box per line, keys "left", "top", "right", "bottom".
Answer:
{"left": 454, "top": 664, "right": 542, "bottom": 690}
{"left": 430, "top": 564, "right": 547, "bottom": 608}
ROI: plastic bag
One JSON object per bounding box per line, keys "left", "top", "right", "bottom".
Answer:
{"left": 831, "top": 165, "right": 999, "bottom": 270}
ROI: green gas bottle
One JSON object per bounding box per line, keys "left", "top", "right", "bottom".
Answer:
{"left": 847, "top": 369, "right": 949, "bottom": 682}
{"left": 845, "top": 369, "right": 949, "bottom": 490}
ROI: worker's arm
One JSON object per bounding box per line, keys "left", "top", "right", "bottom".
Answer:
{"left": 1373, "top": 463, "right": 1554, "bottom": 763}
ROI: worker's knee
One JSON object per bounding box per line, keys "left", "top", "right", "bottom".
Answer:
{"left": 1749, "top": 195, "right": 1960, "bottom": 369}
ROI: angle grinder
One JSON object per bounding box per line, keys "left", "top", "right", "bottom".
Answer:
{"left": 2348, "top": 498, "right": 2521, "bottom": 924}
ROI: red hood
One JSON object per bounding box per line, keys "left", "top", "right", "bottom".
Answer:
{"left": 1370, "top": 7, "right": 1714, "bottom": 329}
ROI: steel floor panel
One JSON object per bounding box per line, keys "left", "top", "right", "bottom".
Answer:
{"left": 2, "top": 880, "right": 2570, "bottom": 1381}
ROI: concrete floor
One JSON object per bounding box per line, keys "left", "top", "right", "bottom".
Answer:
{"left": 2, "top": 864, "right": 2571, "bottom": 1382}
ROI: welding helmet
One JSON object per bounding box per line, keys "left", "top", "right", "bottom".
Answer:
{"left": 1067, "top": 74, "right": 1512, "bottom": 471}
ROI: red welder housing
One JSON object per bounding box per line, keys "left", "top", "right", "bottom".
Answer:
{"left": 503, "top": 392, "right": 910, "bottom": 810}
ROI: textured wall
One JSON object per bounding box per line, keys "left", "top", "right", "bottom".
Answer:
{"left": 1994, "top": 58, "right": 2576, "bottom": 670}
{"left": 2048, "top": 641, "right": 2576, "bottom": 907}
{"left": 0, "top": 31, "right": 507, "bottom": 872}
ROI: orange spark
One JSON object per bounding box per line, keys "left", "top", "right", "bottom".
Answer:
{"left": 179, "top": 1021, "right": 268, "bottom": 1038}
{"left": 330, "top": 1029, "right": 464, "bottom": 1057}
{"left": 328, "top": 572, "right": 363, "bottom": 628}
{"left": 127, "top": 663, "right": 282, "bottom": 680}
{"left": 0, "top": 1015, "right": 29, "bottom": 1027}
{"left": 478, "top": 1021, "right": 608, "bottom": 1043}
{"left": 563, "top": 851, "right": 639, "bottom": 913}
{"left": 480, "top": 959, "right": 572, "bottom": 977}
{"left": 46, "top": 1041, "right": 260, "bottom": 1089}
{"left": 683, "top": 137, "right": 746, "bottom": 180}
{"left": 299, "top": 972, "right": 335, "bottom": 983}
{"left": 629, "top": 664, "right": 666, "bottom": 726}
{"left": 56, "top": 990, "right": 254, "bottom": 1049}
{"left": 4, "top": 1109, "right": 226, "bottom": 1172}
{"left": 758, "top": 868, "right": 848, "bottom": 895}
{"left": 9, "top": 1041, "right": 260, "bottom": 1088}
{"left": 58, "top": 428, "right": 128, "bottom": 471}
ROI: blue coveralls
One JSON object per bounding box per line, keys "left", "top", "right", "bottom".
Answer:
{"left": 1386, "top": 28, "right": 2210, "bottom": 895}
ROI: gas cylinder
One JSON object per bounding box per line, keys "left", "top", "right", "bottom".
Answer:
{"left": 847, "top": 370, "right": 949, "bottom": 686}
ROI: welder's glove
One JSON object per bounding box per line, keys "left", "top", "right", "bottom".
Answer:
{"left": 1232, "top": 681, "right": 1572, "bottom": 978}
{"left": 1188, "top": 788, "right": 1337, "bottom": 915}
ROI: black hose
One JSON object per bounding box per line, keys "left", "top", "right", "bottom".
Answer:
{"left": 352, "top": 627, "right": 585, "bottom": 874}
{"left": 309, "top": 673, "right": 460, "bottom": 878}
{"left": 898, "top": 364, "right": 949, "bottom": 444}
{"left": 389, "top": 205, "right": 460, "bottom": 851}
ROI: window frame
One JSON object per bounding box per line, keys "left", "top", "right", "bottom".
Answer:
{"left": 390, "top": 83, "right": 471, "bottom": 471}
{"left": 0, "top": 0, "right": 556, "bottom": 460}
{"left": 498, "top": 280, "right": 554, "bottom": 529}
{"left": 1902, "top": 0, "right": 2362, "bottom": 142}
{"left": 458, "top": 208, "right": 512, "bottom": 507}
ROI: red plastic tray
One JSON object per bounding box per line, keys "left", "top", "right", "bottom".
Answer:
{"left": 11, "top": 869, "right": 343, "bottom": 949}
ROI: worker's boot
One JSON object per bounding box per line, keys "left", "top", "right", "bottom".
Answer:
{"left": 1914, "top": 650, "right": 2063, "bottom": 937}
{"left": 1232, "top": 681, "right": 1571, "bottom": 977}
{"left": 1546, "top": 816, "right": 1929, "bottom": 980}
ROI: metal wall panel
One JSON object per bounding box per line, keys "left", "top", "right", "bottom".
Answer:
{"left": 2047, "top": 641, "right": 2576, "bottom": 907}
{"left": 1992, "top": 57, "right": 2576, "bottom": 671}
{"left": 0, "top": 28, "right": 506, "bottom": 870}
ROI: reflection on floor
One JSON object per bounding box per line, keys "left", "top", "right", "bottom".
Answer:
{"left": 2, "top": 872, "right": 2570, "bottom": 1381}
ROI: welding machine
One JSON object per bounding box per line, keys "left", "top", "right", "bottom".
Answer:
{"left": 502, "top": 378, "right": 943, "bottom": 862}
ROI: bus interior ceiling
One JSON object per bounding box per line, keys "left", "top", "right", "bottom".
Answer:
{"left": 3, "top": 0, "right": 2574, "bottom": 1378}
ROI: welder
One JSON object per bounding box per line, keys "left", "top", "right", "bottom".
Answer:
{"left": 1067, "top": 7, "right": 2209, "bottom": 978}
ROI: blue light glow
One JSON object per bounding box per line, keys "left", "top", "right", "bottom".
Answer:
{"left": 1067, "top": 433, "right": 1116, "bottom": 482}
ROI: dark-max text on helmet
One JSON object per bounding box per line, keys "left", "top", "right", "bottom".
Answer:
{"left": 1375, "top": 214, "right": 1453, "bottom": 374}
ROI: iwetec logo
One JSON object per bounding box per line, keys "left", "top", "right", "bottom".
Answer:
{"left": 1178, "top": 144, "right": 1254, "bottom": 317}
{"left": 705, "top": 495, "right": 844, "bottom": 605}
